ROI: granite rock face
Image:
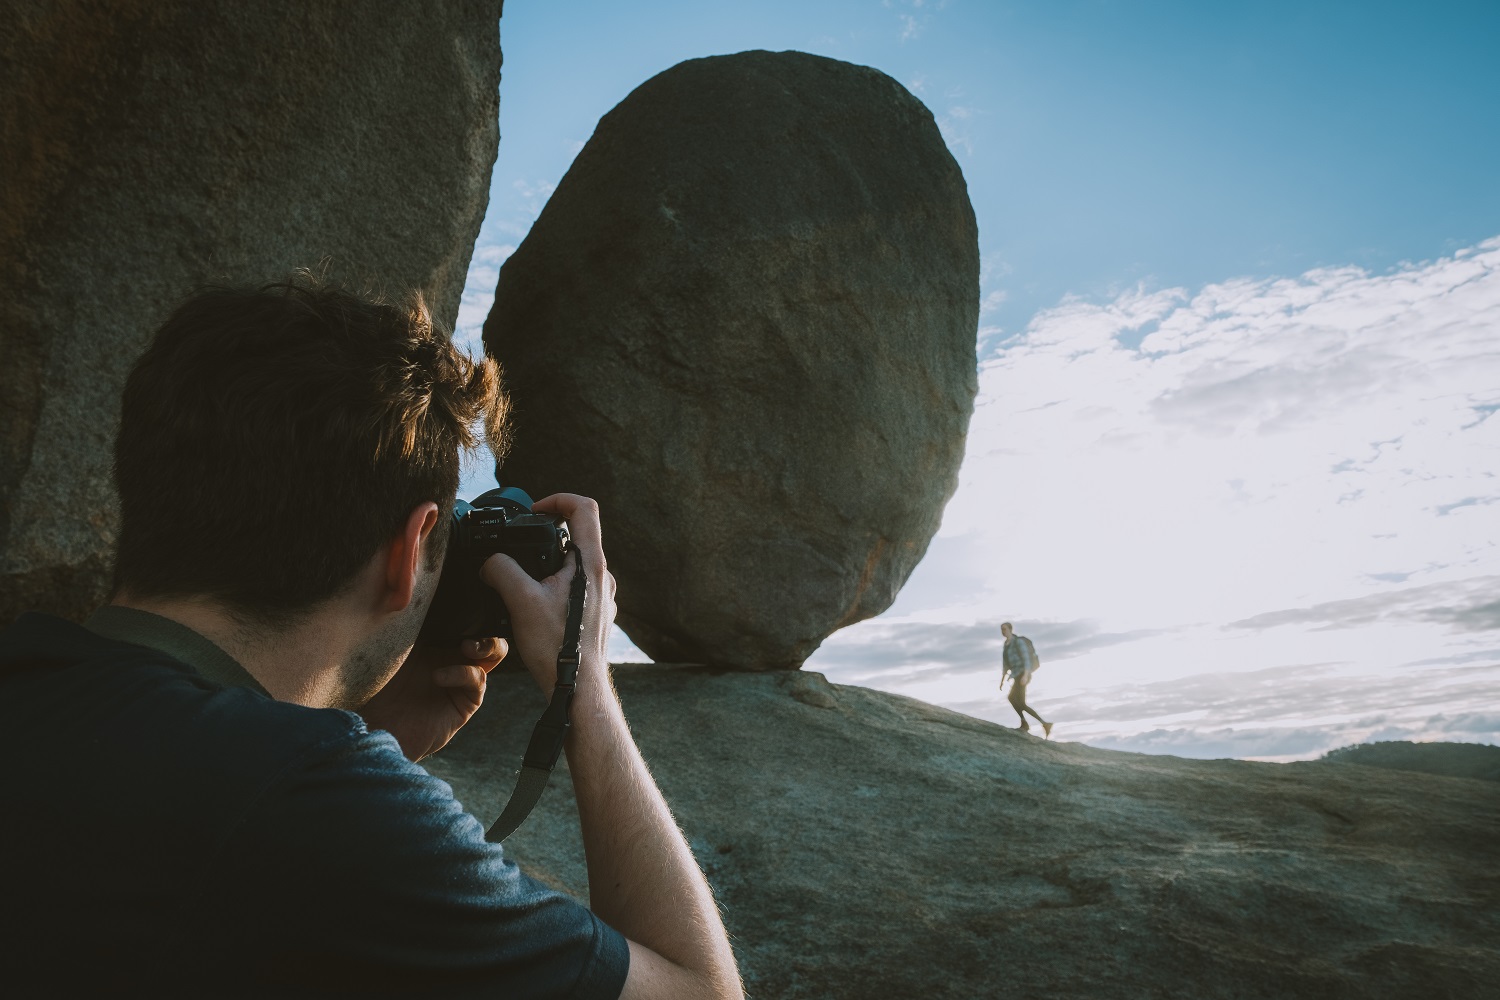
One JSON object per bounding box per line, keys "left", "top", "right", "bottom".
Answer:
{"left": 485, "top": 50, "right": 979, "bottom": 670}
{"left": 431, "top": 666, "right": 1500, "bottom": 1000}
{"left": 0, "top": 0, "right": 504, "bottom": 623}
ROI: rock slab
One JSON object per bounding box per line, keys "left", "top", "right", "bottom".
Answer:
{"left": 0, "top": 0, "right": 504, "bottom": 623}
{"left": 485, "top": 50, "right": 979, "bottom": 670}
{"left": 1324, "top": 739, "right": 1500, "bottom": 782}
{"left": 430, "top": 667, "right": 1500, "bottom": 1000}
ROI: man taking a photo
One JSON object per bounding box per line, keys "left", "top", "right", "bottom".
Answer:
{"left": 0, "top": 279, "right": 742, "bottom": 999}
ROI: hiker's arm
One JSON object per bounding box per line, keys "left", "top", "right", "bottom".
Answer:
{"left": 483, "top": 495, "right": 742, "bottom": 1000}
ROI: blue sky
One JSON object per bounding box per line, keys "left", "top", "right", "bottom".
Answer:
{"left": 470, "top": 0, "right": 1500, "bottom": 344}
{"left": 458, "top": 1, "right": 1500, "bottom": 759}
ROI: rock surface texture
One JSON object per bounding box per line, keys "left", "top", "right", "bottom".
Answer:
{"left": 430, "top": 668, "right": 1500, "bottom": 1000}
{"left": 485, "top": 50, "right": 980, "bottom": 670}
{"left": 0, "top": 0, "right": 504, "bottom": 623}
{"left": 1324, "top": 739, "right": 1500, "bottom": 782}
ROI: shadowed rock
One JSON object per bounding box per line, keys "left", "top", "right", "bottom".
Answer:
{"left": 485, "top": 50, "right": 979, "bottom": 670}
{"left": 0, "top": 0, "right": 504, "bottom": 623}
{"left": 431, "top": 666, "right": 1500, "bottom": 999}
{"left": 1324, "top": 739, "right": 1500, "bottom": 782}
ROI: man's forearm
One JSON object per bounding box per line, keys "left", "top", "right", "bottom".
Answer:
{"left": 566, "top": 660, "right": 741, "bottom": 998}
{"left": 480, "top": 494, "right": 740, "bottom": 997}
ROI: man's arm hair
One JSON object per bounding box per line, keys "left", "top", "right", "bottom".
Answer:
{"left": 569, "top": 676, "right": 742, "bottom": 1000}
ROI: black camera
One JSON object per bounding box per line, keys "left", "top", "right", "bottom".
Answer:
{"left": 418, "top": 486, "right": 570, "bottom": 644}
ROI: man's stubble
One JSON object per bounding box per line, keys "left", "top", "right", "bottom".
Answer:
{"left": 338, "top": 566, "right": 440, "bottom": 710}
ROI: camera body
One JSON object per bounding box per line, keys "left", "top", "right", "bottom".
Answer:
{"left": 418, "top": 486, "right": 570, "bottom": 644}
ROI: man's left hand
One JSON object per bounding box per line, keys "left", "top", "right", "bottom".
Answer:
{"left": 358, "top": 637, "right": 507, "bottom": 761}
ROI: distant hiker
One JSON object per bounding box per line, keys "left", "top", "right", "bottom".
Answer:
{"left": 1001, "top": 622, "right": 1052, "bottom": 738}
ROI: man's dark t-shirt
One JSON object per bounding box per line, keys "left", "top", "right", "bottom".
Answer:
{"left": 0, "top": 610, "right": 629, "bottom": 997}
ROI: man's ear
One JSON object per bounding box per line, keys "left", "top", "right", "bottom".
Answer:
{"left": 380, "top": 502, "right": 440, "bottom": 615}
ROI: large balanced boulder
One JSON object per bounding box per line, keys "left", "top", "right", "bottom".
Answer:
{"left": 485, "top": 50, "right": 979, "bottom": 670}
{"left": 0, "top": 0, "right": 504, "bottom": 624}
{"left": 430, "top": 666, "right": 1500, "bottom": 999}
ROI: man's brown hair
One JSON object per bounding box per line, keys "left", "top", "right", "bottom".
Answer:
{"left": 113, "top": 278, "right": 508, "bottom": 625}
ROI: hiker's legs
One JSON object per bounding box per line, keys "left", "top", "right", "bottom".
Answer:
{"left": 1007, "top": 680, "right": 1033, "bottom": 728}
{"left": 1010, "top": 678, "right": 1048, "bottom": 726}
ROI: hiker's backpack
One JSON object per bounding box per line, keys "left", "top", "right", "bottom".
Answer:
{"left": 1007, "top": 635, "right": 1039, "bottom": 675}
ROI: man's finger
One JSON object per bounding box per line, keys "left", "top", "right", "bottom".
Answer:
{"left": 480, "top": 551, "right": 542, "bottom": 598}
{"left": 461, "top": 637, "right": 507, "bottom": 663}
{"left": 532, "top": 493, "right": 605, "bottom": 570}
{"left": 434, "top": 664, "right": 486, "bottom": 688}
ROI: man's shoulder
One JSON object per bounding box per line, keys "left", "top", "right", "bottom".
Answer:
{"left": 0, "top": 610, "right": 136, "bottom": 673}
{"left": 0, "top": 616, "right": 629, "bottom": 997}
{"left": 0, "top": 614, "right": 449, "bottom": 844}
{"left": 0, "top": 613, "right": 495, "bottom": 860}
{"left": 0, "top": 610, "right": 369, "bottom": 780}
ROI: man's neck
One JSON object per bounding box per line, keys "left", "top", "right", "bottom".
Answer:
{"left": 109, "top": 594, "right": 358, "bottom": 709}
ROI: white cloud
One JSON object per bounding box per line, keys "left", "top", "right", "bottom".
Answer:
{"left": 807, "top": 235, "right": 1500, "bottom": 758}
{"left": 1081, "top": 708, "right": 1500, "bottom": 762}
{"left": 981, "top": 255, "right": 1014, "bottom": 282}
{"left": 512, "top": 178, "right": 556, "bottom": 207}
{"left": 452, "top": 234, "right": 518, "bottom": 501}
{"left": 1228, "top": 577, "right": 1500, "bottom": 633}
{"left": 937, "top": 236, "right": 1500, "bottom": 624}
{"left": 935, "top": 106, "right": 978, "bottom": 157}
{"left": 608, "top": 627, "right": 649, "bottom": 664}
{"left": 979, "top": 289, "right": 1008, "bottom": 316}
{"left": 891, "top": 0, "right": 937, "bottom": 41}
{"left": 1043, "top": 656, "right": 1500, "bottom": 761}
{"left": 474, "top": 179, "right": 560, "bottom": 242}
{"left": 454, "top": 240, "right": 515, "bottom": 354}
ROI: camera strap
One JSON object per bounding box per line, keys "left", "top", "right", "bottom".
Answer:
{"left": 486, "top": 546, "right": 587, "bottom": 842}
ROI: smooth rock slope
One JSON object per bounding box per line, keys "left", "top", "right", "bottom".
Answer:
{"left": 428, "top": 666, "right": 1500, "bottom": 1000}
{"left": 1323, "top": 740, "right": 1500, "bottom": 783}
{"left": 0, "top": 0, "right": 503, "bottom": 623}
{"left": 485, "top": 50, "right": 980, "bottom": 670}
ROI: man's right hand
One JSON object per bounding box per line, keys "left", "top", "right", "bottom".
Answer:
{"left": 478, "top": 493, "right": 616, "bottom": 695}
{"left": 477, "top": 492, "right": 743, "bottom": 1000}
